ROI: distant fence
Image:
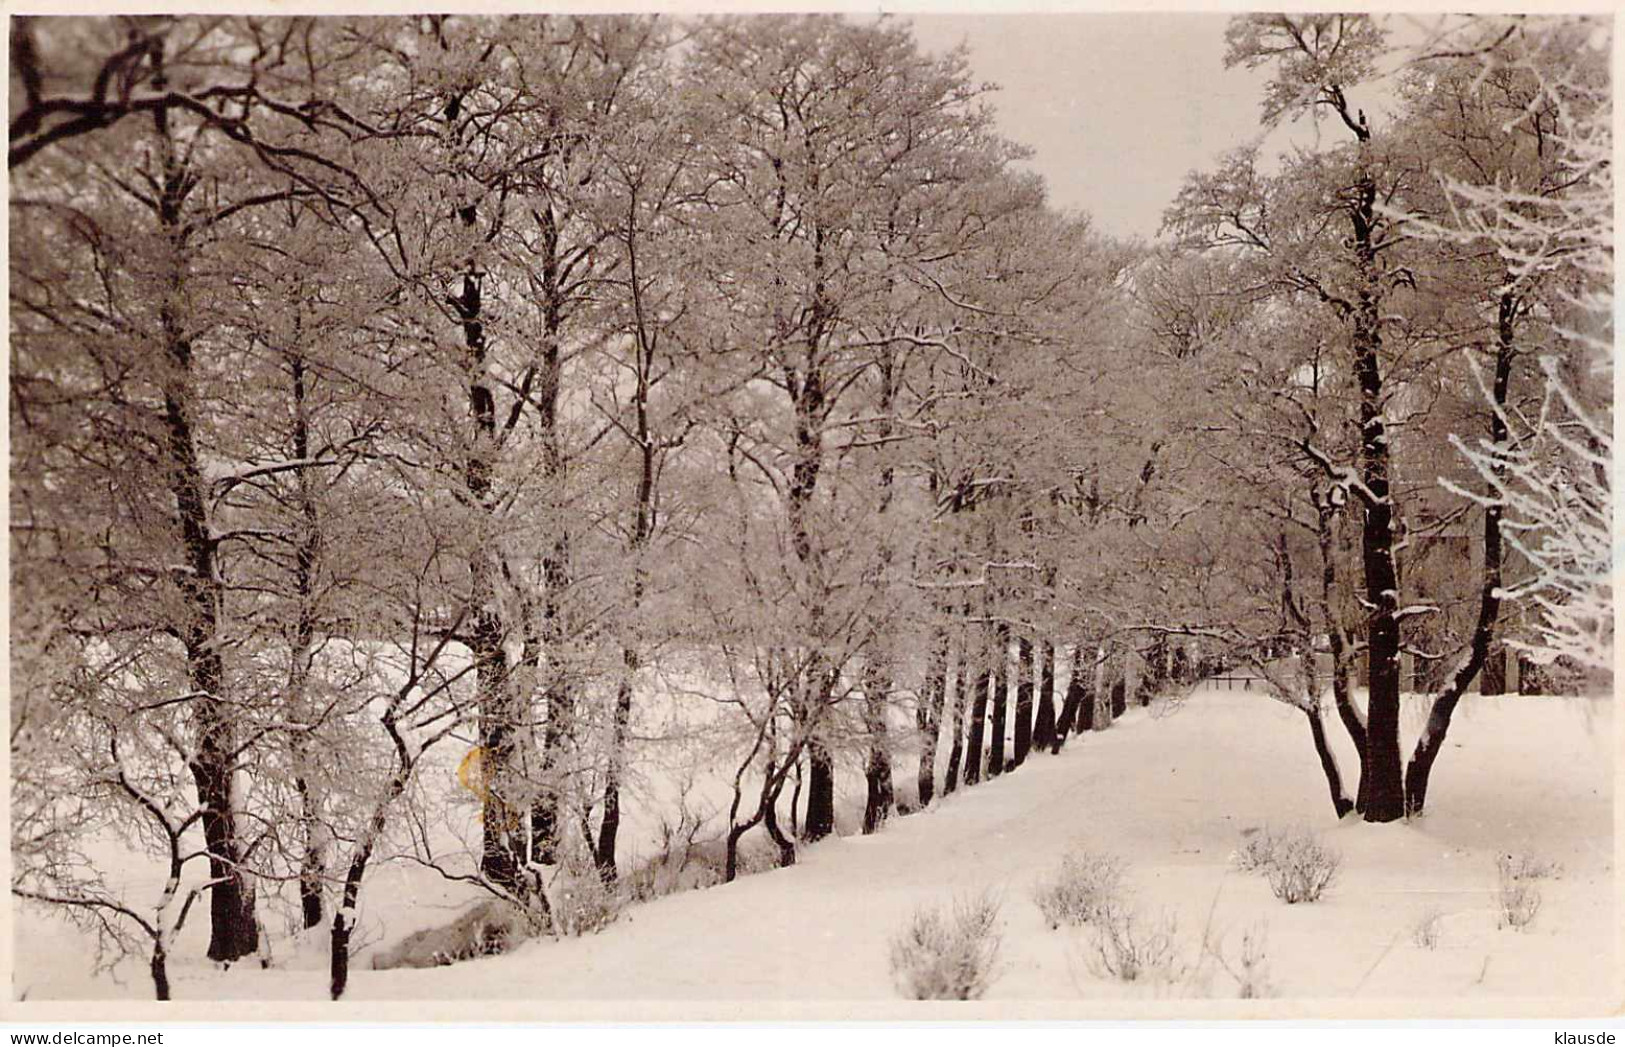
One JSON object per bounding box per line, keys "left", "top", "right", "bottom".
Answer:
{"left": 1208, "top": 675, "right": 1257, "bottom": 691}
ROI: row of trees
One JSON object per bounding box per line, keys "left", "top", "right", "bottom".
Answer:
{"left": 9, "top": 13, "right": 1610, "bottom": 1000}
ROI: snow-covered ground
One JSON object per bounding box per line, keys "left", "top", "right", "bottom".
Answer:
{"left": 15, "top": 685, "right": 1614, "bottom": 1006}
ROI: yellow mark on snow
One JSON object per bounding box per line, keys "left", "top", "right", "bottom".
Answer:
{"left": 457, "top": 746, "right": 487, "bottom": 809}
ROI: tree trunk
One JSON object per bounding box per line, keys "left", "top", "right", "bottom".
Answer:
{"left": 943, "top": 630, "right": 969, "bottom": 794}
{"left": 1171, "top": 642, "right": 1191, "bottom": 685}
{"left": 916, "top": 625, "right": 950, "bottom": 808}
{"left": 986, "top": 625, "right": 1008, "bottom": 778}
{"left": 288, "top": 349, "right": 326, "bottom": 932}
{"left": 152, "top": 99, "right": 258, "bottom": 965}
{"left": 1139, "top": 633, "right": 1168, "bottom": 706}
{"left": 149, "top": 940, "right": 170, "bottom": 1001}
{"left": 1481, "top": 644, "right": 1507, "bottom": 695}
{"left": 1348, "top": 154, "right": 1406, "bottom": 824}
{"left": 1283, "top": 529, "right": 1353, "bottom": 818}
{"left": 964, "top": 630, "right": 989, "bottom": 787}
{"left": 1078, "top": 645, "right": 1099, "bottom": 733}
{"left": 594, "top": 657, "right": 637, "bottom": 882}
{"left": 1012, "top": 635, "right": 1034, "bottom": 767}
{"left": 803, "top": 734, "right": 836, "bottom": 841}
{"left": 762, "top": 759, "right": 798, "bottom": 868}
{"left": 1110, "top": 674, "right": 1126, "bottom": 720}
{"left": 527, "top": 197, "right": 576, "bottom": 870}
{"left": 597, "top": 308, "right": 659, "bottom": 881}
{"left": 1306, "top": 705, "right": 1354, "bottom": 819}
{"left": 861, "top": 658, "right": 895, "bottom": 833}
{"left": 1403, "top": 295, "right": 1516, "bottom": 816}
{"left": 1054, "top": 642, "right": 1085, "bottom": 748}
{"left": 1033, "top": 638, "right": 1057, "bottom": 752}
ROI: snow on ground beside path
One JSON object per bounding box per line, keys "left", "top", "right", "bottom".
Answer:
{"left": 16, "top": 686, "right": 1613, "bottom": 1003}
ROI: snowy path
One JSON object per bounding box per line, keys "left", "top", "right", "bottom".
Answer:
{"left": 349, "top": 690, "right": 1613, "bottom": 1003}
{"left": 20, "top": 688, "right": 1614, "bottom": 1004}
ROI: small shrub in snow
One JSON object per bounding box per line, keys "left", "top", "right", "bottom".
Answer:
{"left": 1084, "top": 903, "right": 1185, "bottom": 984}
{"left": 1213, "top": 923, "right": 1273, "bottom": 999}
{"left": 1194, "top": 919, "right": 1273, "bottom": 999}
{"left": 623, "top": 806, "right": 709, "bottom": 904}
{"left": 888, "top": 890, "right": 1003, "bottom": 1000}
{"left": 1031, "top": 850, "right": 1125, "bottom": 930}
{"left": 1497, "top": 852, "right": 1561, "bottom": 883}
{"left": 1495, "top": 855, "right": 1547, "bottom": 931}
{"left": 551, "top": 868, "right": 622, "bottom": 938}
{"left": 1230, "top": 826, "right": 1279, "bottom": 873}
{"left": 1411, "top": 906, "right": 1444, "bottom": 950}
{"left": 1258, "top": 828, "right": 1340, "bottom": 904}
{"left": 369, "top": 898, "right": 536, "bottom": 970}
{"left": 1496, "top": 879, "right": 1542, "bottom": 930}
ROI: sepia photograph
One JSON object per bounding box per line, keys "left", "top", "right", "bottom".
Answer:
{"left": 4, "top": 6, "right": 1616, "bottom": 1021}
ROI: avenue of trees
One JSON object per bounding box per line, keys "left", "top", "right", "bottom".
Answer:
{"left": 9, "top": 13, "right": 1611, "bottom": 999}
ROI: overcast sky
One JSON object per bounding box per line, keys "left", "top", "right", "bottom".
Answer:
{"left": 905, "top": 14, "right": 1326, "bottom": 242}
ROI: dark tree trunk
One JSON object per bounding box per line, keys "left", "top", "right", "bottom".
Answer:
{"left": 1140, "top": 634, "right": 1168, "bottom": 705}
{"left": 447, "top": 190, "right": 533, "bottom": 892}
{"left": 1011, "top": 635, "right": 1034, "bottom": 767}
{"left": 329, "top": 740, "right": 440, "bottom": 1001}
{"left": 287, "top": 349, "right": 327, "bottom": 932}
{"left": 152, "top": 102, "right": 258, "bottom": 965}
{"left": 1282, "top": 530, "right": 1353, "bottom": 818}
{"left": 1481, "top": 644, "right": 1507, "bottom": 695}
{"left": 1033, "top": 638, "right": 1057, "bottom": 752}
{"left": 1345, "top": 151, "right": 1407, "bottom": 824}
{"left": 1518, "top": 657, "right": 1545, "bottom": 695}
{"left": 943, "top": 631, "right": 969, "bottom": 795}
{"left": 1403, "top": 299, "right": 1516, "bottom": 816}
{"left": 295, "top": 774, "right": 324, "bottom": 931}
{"left": 1171, "top": 642, "right": 1191, "bottom": 685}
{"left": 597, "top": 310, "right": 658, "bottom": 881}
{"left": 803, "top": 734, "right": 836, "bottom": 841}
{"left": 1306, "top": 706, "right": 1354, "bottom": 819}
{"left": 762, "top": 762, "right": 798, "bottom": 868}
{"left": 1110, "top": 675, "right": 1126, "bottom": 720}
{"left": 473, "top": 593, "right": 525, "bottom": 893}
{"left": 964, "top": 632, "right": 989, "bottom": 787}
{"left": 150, "top": 941, "right": 170, "bottom": 1001}
{"left": 329, "top": 909, "right": 353, "bottom": 1001}
{"left": 916, "top": 625, "right": 950, "bottom": 809}
{"left": 594, "top": 658, "right": 637, "bottom": 882}
{"left": 526, "top": 197, "right": 576, "bottom": 870}
{"left": 1315, "top": 499, "right": 1368, "bottom": 809}
{"left": 528, "top": 531, "right": 573, "bottom": 870}
{"left": 861, "top": 659, "right": 895, "bottom": 834}
{"left": 986, "top": 626, "right": 1008, "bottom": 778}
{"left": 1077, "top": 645, "right": 1098, "bottom": 733}
{"left": 1053, "top": 643, "right": 1083, "bottom": 752}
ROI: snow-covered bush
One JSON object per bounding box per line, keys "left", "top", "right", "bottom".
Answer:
{"left": 1497, "top": 851, "right": 1562, "bottom": 883}
{"left": 1257, "top": 827, "right": 1340, "bottom": 904}
{"left": 1412, "top": 907, "right": 1444, "bottom": 950}
{"left": 1200, "top": 922, "right": 1273, "bottom": 999}
{"left": 1031, "top": 850, "right": 1126, "bottom": 929}
{"left": 1495, "top": 852, "right": 1554, "bottom": 930}
{"left": 369, "top": 898, "right": 539, "bottom": 970}
{"left": 1230, "top": 826, "right": 1280, "bottom": 872}
{"left": 1496, "top": 878, "right": 1542, "bottom": 931}
{"left": 888, "top": 890, "right": 1003, "bottom": 1000}
{"left": 622, "top": 804, "right": 709, "bottom": 904}
{"left": 1084, "top": 903, "right": 1185, "bottom": 984}
{"left": 551, "top": 868, "right": 623, "bottom": 938}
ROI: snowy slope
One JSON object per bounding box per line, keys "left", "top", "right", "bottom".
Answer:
{"left": 15, "top": 686, "right": 1615, "bottom": 1004}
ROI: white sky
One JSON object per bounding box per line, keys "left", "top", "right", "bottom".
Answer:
{"left": 906, "top": 13, "right": 1393, "bottom": 243}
